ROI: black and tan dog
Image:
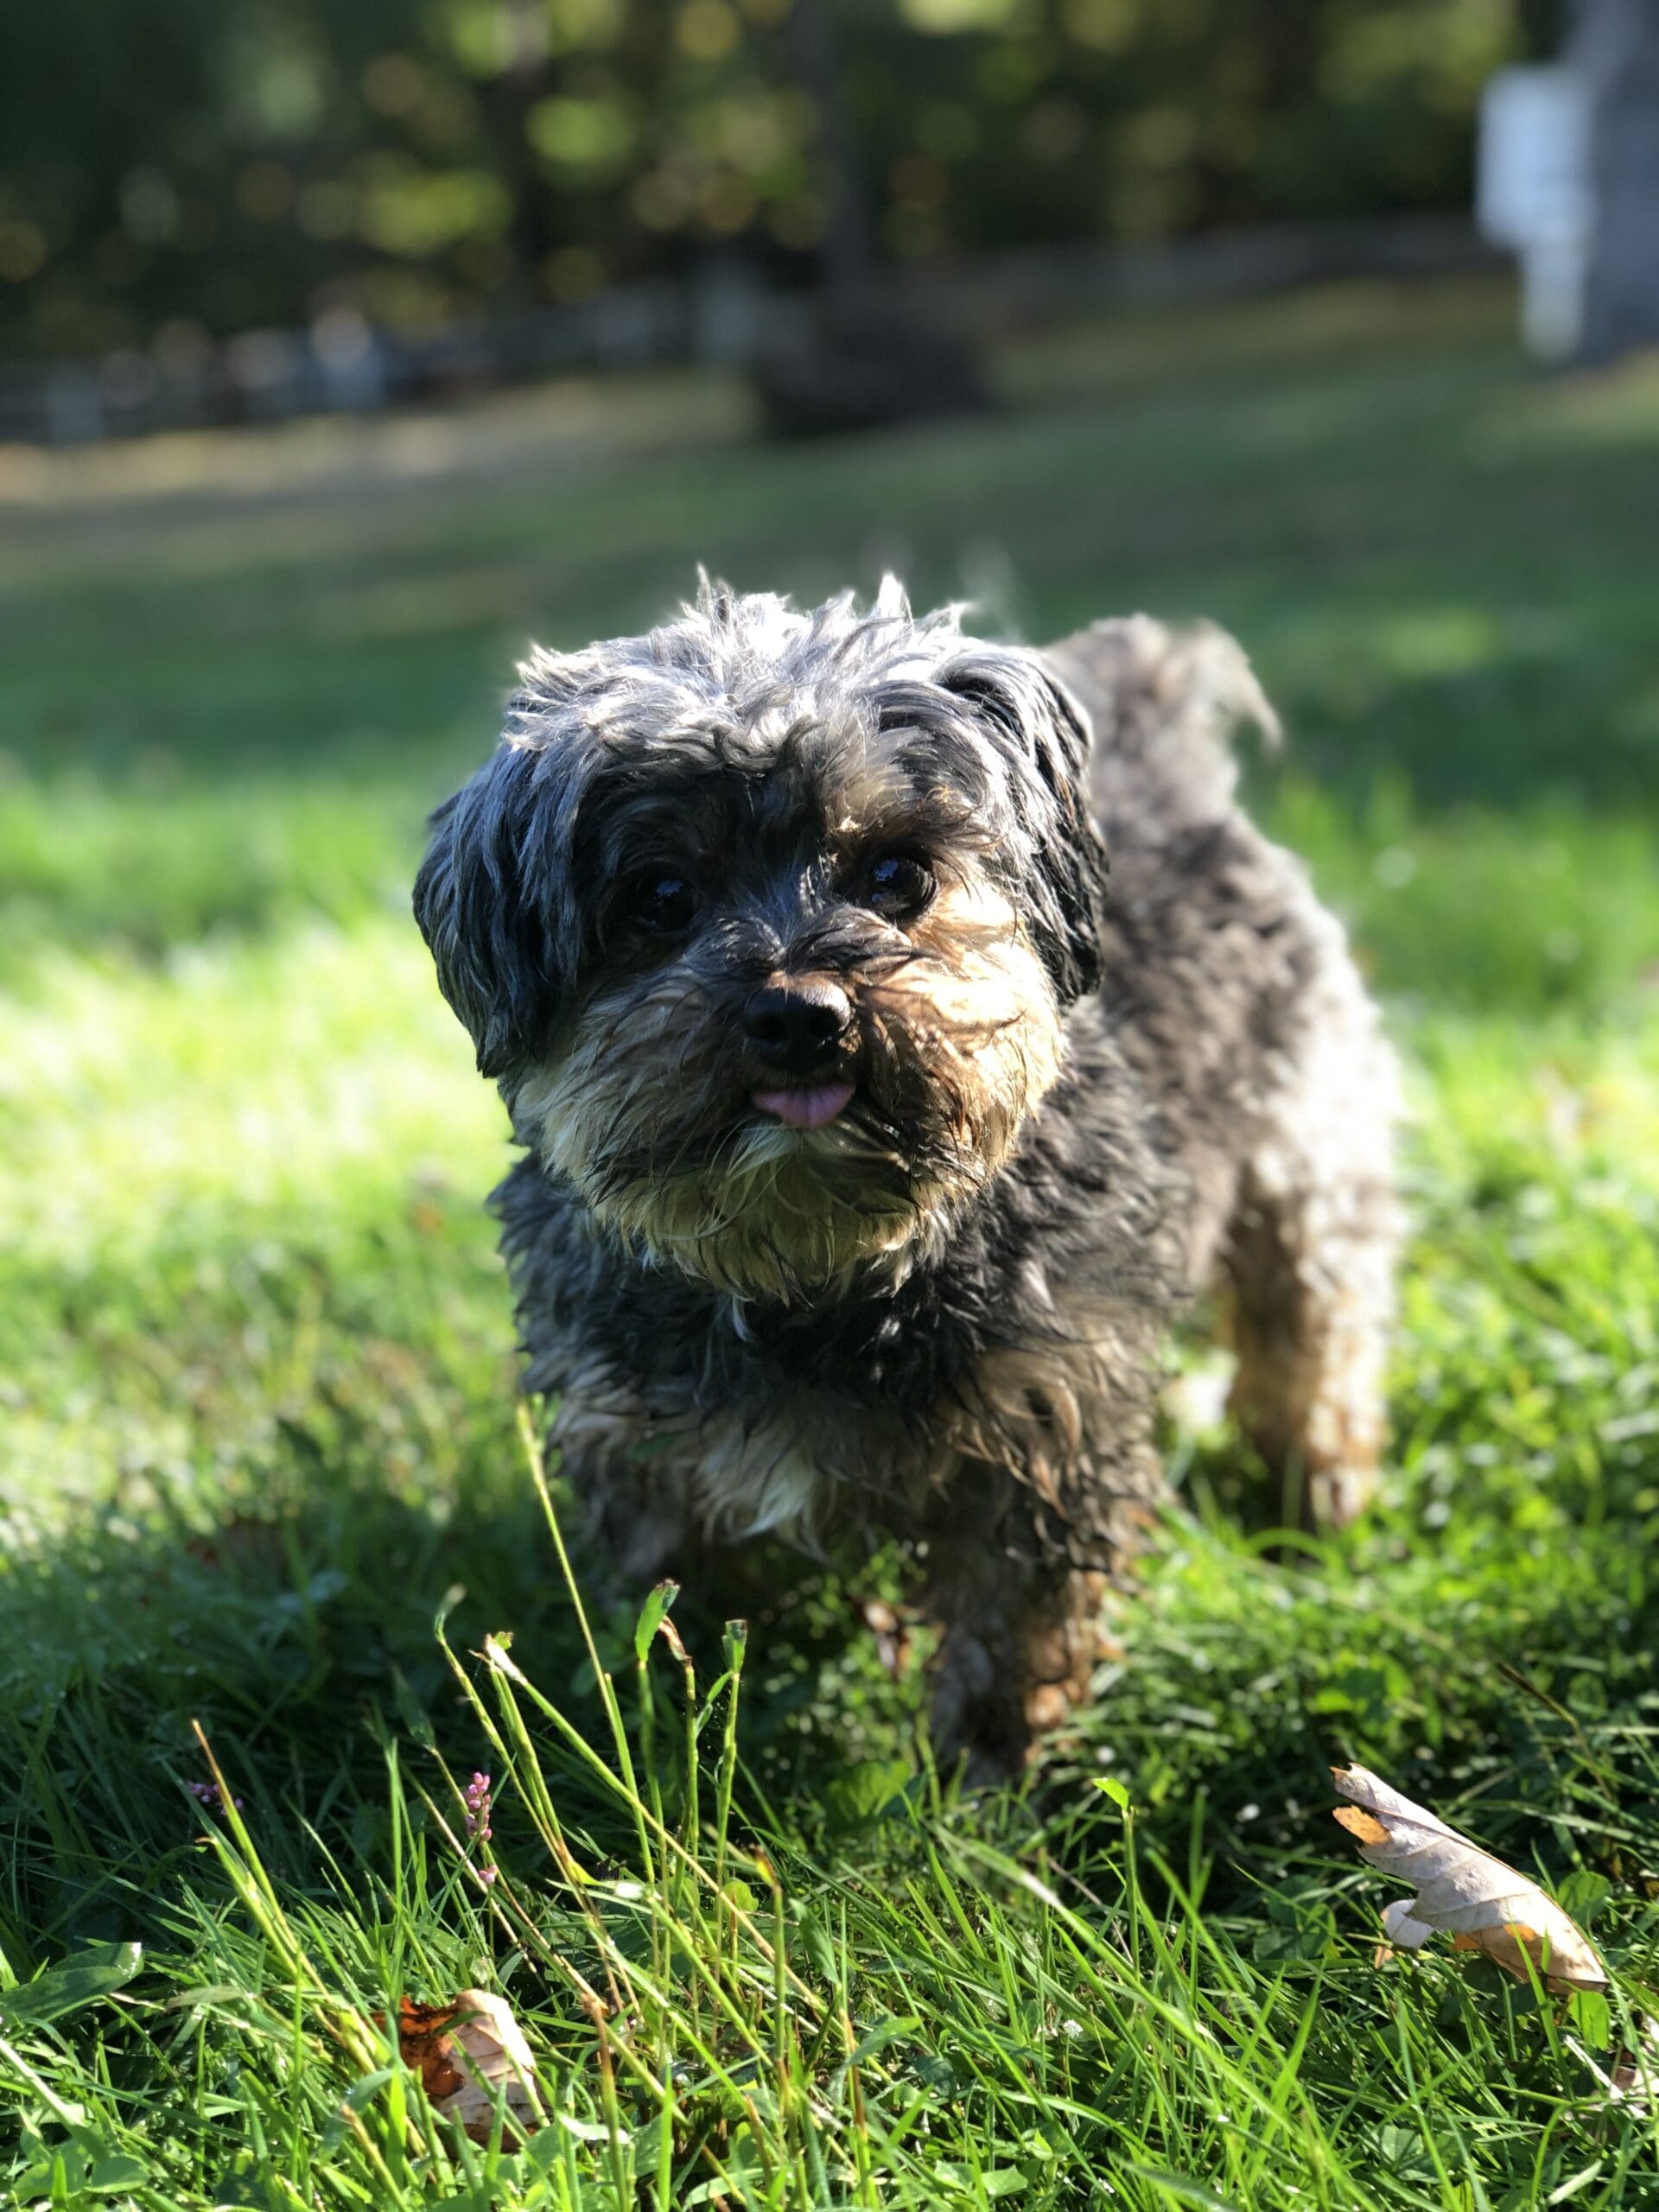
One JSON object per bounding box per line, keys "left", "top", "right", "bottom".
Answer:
{"left": 416, "top": 580, "right": 1398, "bottom": 1778}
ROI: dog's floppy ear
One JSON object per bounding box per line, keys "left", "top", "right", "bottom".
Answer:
{"left": 415, "top": 649, "right": 599, "bottom": 1080}
{"left": 413, "top": 744, "right": 564, "bottom": 1082}
{"left": 940, "top": 652, "right": 1109, "bottom": 1005}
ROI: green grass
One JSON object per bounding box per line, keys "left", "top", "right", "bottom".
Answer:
{"left": 3, "top": 275, "right": 1659, "bottom": 2207}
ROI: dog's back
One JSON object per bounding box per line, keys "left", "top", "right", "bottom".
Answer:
{"left": 1046, "top": 615, "right": 1400, "bottom": 1530}
{"left": 1046, "top": 615, "right": 1281, "bottom": 847}
{"left": 1044, "top": 613, "right": 1311, "bottom": 1279}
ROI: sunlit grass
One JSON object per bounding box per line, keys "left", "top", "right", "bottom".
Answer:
{"left": 0, "top": 922, "right": 501, "bottom": 1274}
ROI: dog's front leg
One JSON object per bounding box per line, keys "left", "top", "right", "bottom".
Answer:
{"left": 922, "top": 1474, "right": 1108, "bottom": 1784}
{"left": 543, "top": 1389, "right": 700, "bottom": 1598}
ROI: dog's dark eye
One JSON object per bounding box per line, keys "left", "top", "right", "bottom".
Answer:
{"left": 627, "top": 871, "right": 699, "bottom": 936}
{"left": 864, "top": 853, "right": 936, "bottom": 922}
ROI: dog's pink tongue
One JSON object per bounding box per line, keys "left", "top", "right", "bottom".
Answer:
{"left": 752, "top": 1081, "right": 855, "bottom": 1130}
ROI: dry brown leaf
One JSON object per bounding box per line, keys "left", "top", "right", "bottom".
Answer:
{"left": 860, "top": 1599, "right": 913, "bottom": 1680}
{"left": 385, "top": 1990, "right": 539, "bottom": 2144}
{"left": 1332, "top": 1764, "right": 1609, "bottom": 1993}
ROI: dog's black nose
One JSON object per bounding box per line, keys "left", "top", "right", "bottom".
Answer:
{"left": 743, "top": 976, "right": 853, "bottom": 1068}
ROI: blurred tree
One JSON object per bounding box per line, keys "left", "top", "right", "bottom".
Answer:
{"left": 0, "top": 0, "right": 1539, "bottom": 359}
{"left": 1572, "top": 0, "right": 1659, "bottom": 361}
{"left": 786, "top": 0, "right": 876, "bottom": 296}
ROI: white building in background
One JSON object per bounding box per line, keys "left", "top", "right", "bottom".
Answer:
{"left": 1478, "top": 0, "right": 1659, "bottom": 365}
{"left": 1478, "top": 65, "right": 1592, "bottom": 359}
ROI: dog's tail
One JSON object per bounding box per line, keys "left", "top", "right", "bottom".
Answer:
{"left": 1043, "top": 615, "right": 1281, "bottom": 836}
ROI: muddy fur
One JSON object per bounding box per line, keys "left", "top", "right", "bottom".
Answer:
{"left": 415, "top": 580, "right": 1399, "bottom": 1778}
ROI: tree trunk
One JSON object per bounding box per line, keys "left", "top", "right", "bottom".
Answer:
{"left": 785, "top": 0, "right": 878, "bottom": 302}
{"left": 1572, "top": 0, "right": 1659, "bottom": 361}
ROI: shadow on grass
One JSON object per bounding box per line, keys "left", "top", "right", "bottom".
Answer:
{"left": 0, "top": 1417, "right": 920, "bottom": 1964}
{"left": 7, "top": 1346, "right": 1658, "bottom": 1974}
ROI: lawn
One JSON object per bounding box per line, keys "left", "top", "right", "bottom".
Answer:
{"left": 3, "top": 274, "right": 1659, "bottom": 2209}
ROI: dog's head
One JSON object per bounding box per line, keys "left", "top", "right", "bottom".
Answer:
{"left": 415, "top": 578, "right": 1107, "bottom": 1302}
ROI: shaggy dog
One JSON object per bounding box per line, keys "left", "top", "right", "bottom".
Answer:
{"left": 415, "top": 580, "right": 1398, "bottom": 1778}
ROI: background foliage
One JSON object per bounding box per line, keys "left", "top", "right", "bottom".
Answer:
{"left": 3, "top": 0, "right": 1563, "bottom": 359}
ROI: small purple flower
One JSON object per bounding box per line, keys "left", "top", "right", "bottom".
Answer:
{"left": 188, "top": 1778, "right": 244, "bottom": 1814}
{"left": 463, "top": 1771, "right": 493, "bottom": 1844}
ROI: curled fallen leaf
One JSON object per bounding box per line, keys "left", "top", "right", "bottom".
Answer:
{"left": 1332, "top": 1764, "right": 1609, "bottom": 1993}
{"left": 385, "top": 1990, "right": 539, "bottom": 2144}
{"left": 860, "top": 1598, "right": 913, "bottom": 1680}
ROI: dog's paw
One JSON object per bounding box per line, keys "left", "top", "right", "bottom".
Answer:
{"left": 929, "top": 1637, "right": 1033, "bottom": 1790}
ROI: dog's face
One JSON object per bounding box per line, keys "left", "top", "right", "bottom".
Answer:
{"left": 416, "top": 581, "right": 1108, "bottom": 1302}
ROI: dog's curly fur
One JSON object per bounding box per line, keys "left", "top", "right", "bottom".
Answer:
{"left": 415, "top": 579, "right": 1399, "bottom": 1777}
